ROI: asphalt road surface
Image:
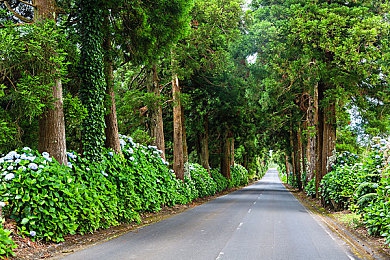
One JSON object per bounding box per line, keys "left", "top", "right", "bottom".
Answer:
{"left": 61, "top": 169, "right": 358, "bottom": 260}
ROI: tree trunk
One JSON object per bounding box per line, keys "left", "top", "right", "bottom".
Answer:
{"left": 284, "top": 153, "right": 291, "bottom": 184}
{"left": 182, "top": 105, "right": 188, "bottom": 165}
{"left": 36, "top": 0, "right": 67, "bottom": 165}
{"left": 34, "top": 0, "right": 56, "bottom": 21}
{"left": 221, "top": 130, "right": 234, "bottom": 179}
{"left": 147, "top": 64, "right": 166, "bottom": 159}
{"left": 172, "top": 73, "right": 184, "bottom": 180}
{"left": 315, "top": 82, "right": 336, "bottom": 197}
{"left": 296, "top": 127, "right": 303, "bottom": 190}
{"left": 199, "top": 114, "right": 210, "bottom": 172}
{"left": 306, "top": 85, "right": 317, "bottom": 183}
{"left": 38, "top": 79, "right": 67, "bottom": 164}
{"left": 103, "top": 29, "right": 121, "bottom": 154}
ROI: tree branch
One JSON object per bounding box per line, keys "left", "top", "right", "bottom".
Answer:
{"left": 17, "top": 0, "right": 35, "bottom": 7}
{"left": 3, "top": 0, "right": 33, "bottom": 23}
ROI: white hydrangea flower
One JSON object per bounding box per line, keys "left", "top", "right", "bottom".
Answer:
{"left": 28, "top": 163, "right": 38, "bottom": 170}
{"left": 4, "top": 173, "right": 15, "bottom": 181}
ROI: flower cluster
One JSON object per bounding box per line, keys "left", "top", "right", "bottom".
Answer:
{"left": 0, "top": 148, "right": 53, "bottom": 182}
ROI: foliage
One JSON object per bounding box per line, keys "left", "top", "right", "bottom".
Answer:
{"left": 119, "top": 135, "right": 179, "bottom": 212}
{"left": 320, "top": 152, "right": 360, "bottom": 210}
{"left": 304, "top": 178, "right": 316, "bottom": 198}
{"left": 0, "top": 21, "right": 68, "bottom": 152}
{"left": 186, "top": 163, "right": 217, "bottom": 198}
{"left": 211, "top": 169, "right": 228, "bottom": 192}
{"left": 77, "top": 0, "right": 107, "bottom": 161}
{"left": 359, "top": 139, "right": 390, "bottom": 244}
{"left": 229, "top": 164, "right": 249, "bottom": 188}
{"left": 319, "top": 138, "right": 390, "bottom": 247}
{"left": 0, "top": 148, "right": 80, "bottom": 242}
{"left": 0, "top": 217, "right": 16, "bottom": 258}
{"left": 63, "top": 94, "right": 88, "bottom": 152}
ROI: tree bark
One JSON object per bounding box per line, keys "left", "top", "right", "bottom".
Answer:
{"left": 182, "top": 104, "right": 188, "bottom": 165}
{"left": 36, "top": 0, "right": 67, "bottom": 165}
{"left": 172, "top": 73, "right": 184, "bottom": 180}
{"left": 34, "top": 0, "right": 56, "bottom": 21}
{"left": 199, "top": 114, "right": 210, "bottom": 172}
{"left": 221, "top": 130, "right": 234, "bottom": 179}
{"left": 103, "top": 28, "right": 121, "bottom": 154}
{"left": 315, "top": 82, "right": 336, "bottom": 197}
{"left": 306, "top": 85, "right": 317, "bottom": 184}
{"left": 296, "top": 127, "right": 303, "bottom": 190}
{"left": 147, "top": 64, "right": 166, "bottom": 159}
{"left": 38, "top": 79, "right": 67, "bottom": 164}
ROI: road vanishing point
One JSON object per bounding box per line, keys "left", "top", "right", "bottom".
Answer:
{"left": 60, "top": 169, "right": 363, "bottom": 260}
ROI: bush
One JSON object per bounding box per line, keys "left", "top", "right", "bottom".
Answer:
{"left": 362, "top": 169, "right": 390, "bottom": 245}
{"left": 229, "top": 164, "right": 249, "bottom": 188}
{"left": 119, "top": 135, "right": 179, "bottom": 212}
{"left": 186, "top": 163, "right": 217, "bottom": 198}
{"left": 211, "top": 169, "right": 228, "bottom": 192}
{"left": 0, "top": 217, "right": 16, "bottom": 258}
{"left": 320, "top": 164, "right": 358, "bottom": 211}
{"left": 0, "top": 148, "right": 80, "bottom": 242}
{"left": 304, "top": 178, "right": 316, "bottom": 198}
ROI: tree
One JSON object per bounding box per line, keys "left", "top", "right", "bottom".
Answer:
{"left": 249, "top": 0, "right": 390, "bottom": 194}
{"left": 177, "top": 0, "right": 246, "bottom": 177}
{"left": 0, "top": 0, "right": 68, "bottom": 164}
{"left": 35, "top": 0, "right": 67, "bottom": 165}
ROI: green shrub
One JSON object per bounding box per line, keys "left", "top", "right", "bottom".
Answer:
{"left": 0, "top": 148, "right": 80, "bottom": 242}
{"left": 211, "top": 169, "right": 228, "bottom": 192}
{"left": 320, "top": 164, "right": 358, "bottom": 211}
{"left": 229, "top": 164, "right": 249, "bottom": 188}
{"left": 119, "top": 135, "right": 180, "bottom": 212}
{"left": 304, "top": 178, "right": 316, "bottom": 198}
{"left": 186, "top": 163, "right": 217, "bottom": 198}
{"left": 362, "top": 169, "right": 390, "bottom": 245}
{"left": 0, "top": 217, "right": 16, "bottom": 258}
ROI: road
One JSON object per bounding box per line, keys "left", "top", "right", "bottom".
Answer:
{"left": 61, "top": 169, "right": 358, "bottom": 260}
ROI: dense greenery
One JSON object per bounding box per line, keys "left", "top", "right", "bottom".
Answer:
{"left": 1, "top": 0, "right": 390, "bottom": 256}
{"left": 0, "top": 218, "right": 16, "bottom": 258}
{"left": 0, "top": 137, "right": 250, "bottom": 244}
{"left": 318, "top": 139, "right": 390, "bottom": 246}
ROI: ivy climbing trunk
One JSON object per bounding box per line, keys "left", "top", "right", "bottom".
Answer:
{"left": 78, "top": 0, "right": 106, "bottom": 161}
{"left": 103, "top": 26, "right": 121, "bottom": 155}
{"left": 35, "top": 0, "right": 67, "bottom": 165}
{"left": 147, "top": 64, "right": 166, "bottom": 159}
{"left": 172, "top": 72, "right": 184, "bottom": 180}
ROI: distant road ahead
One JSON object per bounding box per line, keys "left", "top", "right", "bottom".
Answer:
{"left": 61, "top": 169, "right": 357, "bottom": 260}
